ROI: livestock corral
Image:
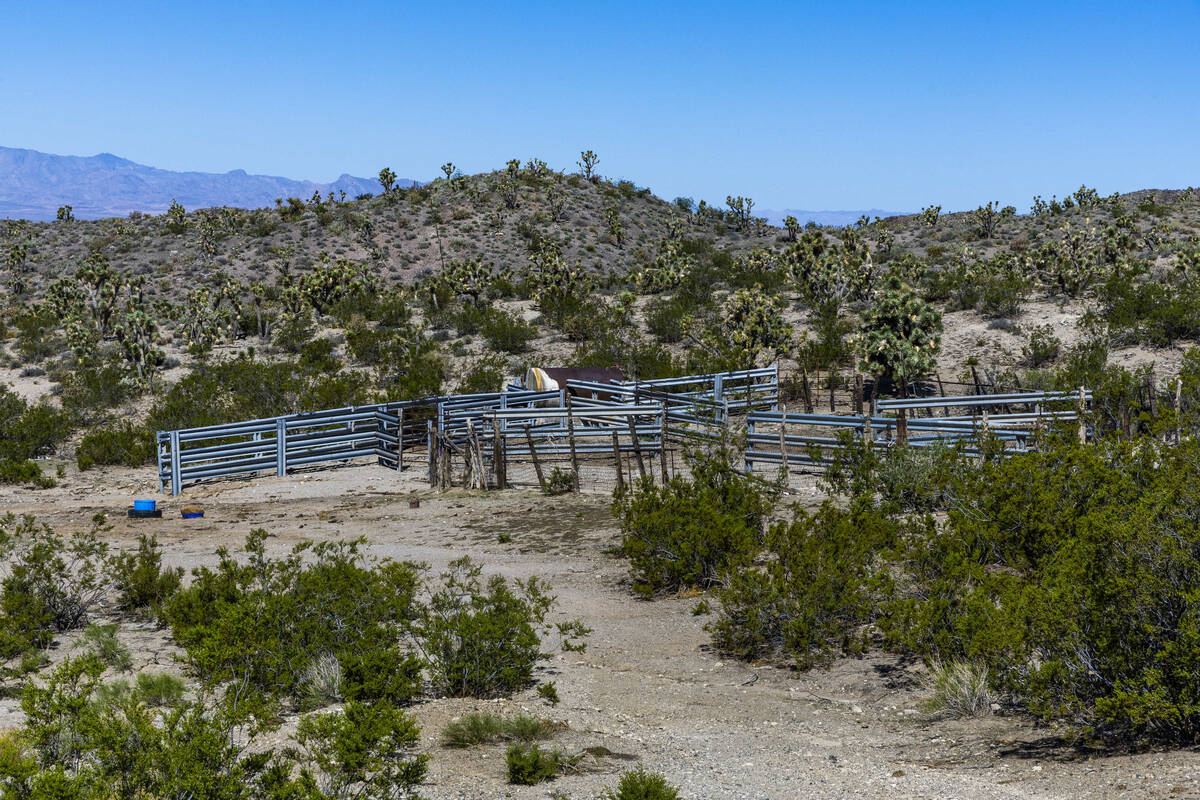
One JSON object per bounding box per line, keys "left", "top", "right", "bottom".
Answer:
{"left": 155, "top": 365, "right": 1091, "bottom": 497}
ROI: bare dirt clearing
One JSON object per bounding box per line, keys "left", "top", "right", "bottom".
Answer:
{"left": 3, "top": 465, "right": 1199, "bottom": 799}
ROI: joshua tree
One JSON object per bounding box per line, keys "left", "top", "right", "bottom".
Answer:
{"left": 165, "top": 199, "right": 188, "bottom": 234}
{"left": 441, "top": 162, "right": 456, "bottom": 181}
{"left": 920, "top": 205, "right": 941, "bottom": 228}
{"left": 577, "top": 150, "right": 599, "bottom": 181}
{"left": 604, "top": 205, "right": 623, "bottom": 246}
{"left": 378, "top": 167, "right": 397, "bottom": 194}
{"left": 784, "top": 215, "right": 800, "bottom": 242}
{"left": 56, "top": 205, "right": 74, "bottom": 222}
{"left": 856, "top": 275, "right": 943, "bottom": 396}
{"left": 715, "top": 285, "right": 793, "bottom": 370}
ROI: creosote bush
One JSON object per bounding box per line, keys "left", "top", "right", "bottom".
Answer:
{"left": 0, "top": 514, "right": 109, "bottom": 660}
{"left": 505, "top": 743, "right": 575, "bottom": 785}
{"left": 164, "top": 530, "right": 424, "bottom": 705}
{"left": 413, "top": 556, "right": 589, "bottom": 698}
{"left": 76, "top": 421, "right": 157, "bottom": 470}
{"left": 614, "top": 451, "right": 779, "bottom": 597}
{"left": 605, "top": 767, "right": 681, "bottom": 800}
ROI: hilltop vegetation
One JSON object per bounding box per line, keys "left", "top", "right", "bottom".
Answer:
{"left": 2, "top": 154, "right": 1200, "bottom": 488}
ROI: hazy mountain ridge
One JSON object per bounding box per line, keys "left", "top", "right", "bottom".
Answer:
{"left": 760, "top": 208, "right": 912, "bottom": 228}
{"left": 0, "top": 147, "right": 416, "bottom": 221}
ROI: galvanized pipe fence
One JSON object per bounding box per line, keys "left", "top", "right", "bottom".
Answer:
{"left": 156, "top": 366, "right": 1089, "bottom": 495}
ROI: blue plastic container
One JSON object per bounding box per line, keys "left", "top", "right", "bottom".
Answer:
{"left": 133, "top": 500, "right": 156, "bottom": 512}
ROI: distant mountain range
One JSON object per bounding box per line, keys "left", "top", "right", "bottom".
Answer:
{"left": 759, "top": 208, "right": 912, "bottom": 228}
{"left": 0, "top": 147, "right": 417, "bottom": 221}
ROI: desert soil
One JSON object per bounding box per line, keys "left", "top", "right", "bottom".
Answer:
{"left": 3, "top": 462, "right": 1199, "bottom": 800}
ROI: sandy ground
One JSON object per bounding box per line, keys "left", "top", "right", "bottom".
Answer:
{"left": 3, "top": 462, "right": 1200, "bottom": 799}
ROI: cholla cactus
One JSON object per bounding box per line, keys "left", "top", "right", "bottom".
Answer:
{"left": 714, "top": 285, "right": 793, "bottom": 368}
{"left": 630, "top": 240, "right": 694, "bottom": 294}
{"left": 855, "top": 275, "right": 942, "bottom": 394}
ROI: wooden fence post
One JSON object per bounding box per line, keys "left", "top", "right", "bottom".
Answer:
{"left": 493, "top": 418, "right": 506, "bottom": 490}
{"left": 439, "top": 434, "right": 451, "bottom": 491}
{"left": 611, "top": 431, "right": 625, "bottom": 494}
{"left": 565, "top": 392, "right": 580, "bottom": 492}
{"left": 801, "top": 370, "right": 813, "bottom": 413}
{"left": 463, "top": 422, "right": 475, "bottom": 489}
{"left": 525, "top": 425, "right": 547, "bottom": 492}
{"left": 854, "top": 374, "right": 863, "bottom": 415}
{"left": 627, "top": 416, "right": 647, "bottom": 480}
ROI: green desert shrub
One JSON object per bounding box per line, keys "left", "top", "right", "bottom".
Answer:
{"left": 76, "top": 421, "right": 157, "bottom": 470}
{"left": 614, "top": 452, "right": 779, "bottom": 597}
{"left": 710, "top": 499, "right": 899, "bottom": 668}
{"left": 505, "top": 743, "right": 574, "bottom": 785}
{"left": 164, "top": 530, "right": 423, "bottom": 705}
{"left": 0, "top": 514, "right": 109, "bottom": 659}
{"left": 294, "top": 700, "right": 428, "bottom": 798}
{"left": 0, "top": 386, "right": 71, "bottom": 462}
{"left": 883, "top": 437, "right": 1200, "bottom": 743}
{"left": 59, "top": 361, "right": 140, "bottom": 423}
{"left": 0, "top": 654, "right": 330, "bottom": 799}
{"left": 109, "top": 534, "right": 183, "bottom": 618}
{"left": 412, "top": 556, "right": 588, "bottom": 698}
{"left": 148, "top": 355, "right": 372, "bottom": 431}
{"left": 481, "top": 308, "right": 537, "bottom": 353}
{"left": 0, "top": 458, "right": 54, "bottom": 488}
{"left": 604, "top": 767, "right": 681, "bottom": 800}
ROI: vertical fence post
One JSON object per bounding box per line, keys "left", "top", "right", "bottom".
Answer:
{"left": 427, "top": 421, "right": 436, "bottom": 487}
{"left": 714, "top": 373, "right": 724, "bottom": 406}
{"left": 627, "top": 415, "right": 647, "bottom": 480}
{"left": 659, "top": 402, "right": 669, "bottom": 485}
{"left": 897, "top": 408, "right": 908, "bottom": 446}
{"left": 1176, "top": 377, "right": 1183, "bottom": 444}
{"left": 611, "top": 430, "right": 625, "bottom": 494}
{"left": 778, "top": 404, "right": 789, "bottom": 472}
{"left": 493, "top": 418, "right": 506, "bottom": 490}
{"left": 525, "top": 425, "right": 546, "bottom": 492}
{"left": 1078, "top": 386, "right": 1087, "bottom": 444}
{"left": 745, "top": 416, "right": 755, "bottom": 474}
{"left": 275, "top": 419, "right": 287, "bottom": 478}
{"left": 396, "top": 408, "right": 404, "bottom": 471}
{"left": 170, "top": 429, "right": 182, "bottom": 496}
{"left": 854, "top": 374, "right": 863, "bottom": 415}
{"left": 565, "top": 392, "right": 580, "bottom": 492}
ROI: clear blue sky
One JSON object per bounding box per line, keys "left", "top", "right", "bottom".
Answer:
{"left": 2, "top": 1, "right": 1198, "bottom": 212}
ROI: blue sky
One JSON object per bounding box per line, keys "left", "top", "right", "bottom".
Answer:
{"left": 2, "top": 1, "right": 1198, "bottom": 211}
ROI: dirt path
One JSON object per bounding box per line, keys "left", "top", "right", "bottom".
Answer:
{"left": 3, "top": 465, "right": 1199, "bottom": 798}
